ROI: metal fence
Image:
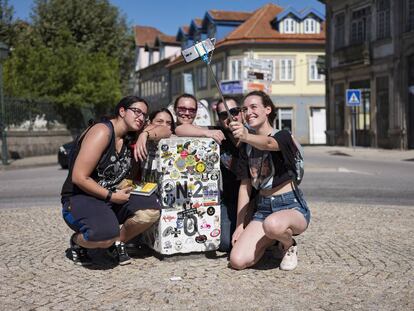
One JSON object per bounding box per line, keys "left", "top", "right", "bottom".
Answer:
{"left": 1, "top": 97, "right": 63, "bottom": 130}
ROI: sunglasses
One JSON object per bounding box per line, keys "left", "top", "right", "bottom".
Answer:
{"left": 217, "top": 107, "right": 241, "bottom": 120}
{"left": 127, "top": 107, "right": 147, "bottom": 118}
{"left": 176, "top": 106, "right": 197, "bottom": 115}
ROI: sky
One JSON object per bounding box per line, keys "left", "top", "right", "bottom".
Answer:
{"left": 10, "top": 0, "right": 325, "bottom": 35}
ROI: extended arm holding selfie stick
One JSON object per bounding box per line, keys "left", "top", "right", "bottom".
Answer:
{"left": 181, "top": 38, "right": 234, "bottom": 121}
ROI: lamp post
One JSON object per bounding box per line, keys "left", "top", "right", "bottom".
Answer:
{"left": 0, "top": 42, "right": 10, "bottom": 165}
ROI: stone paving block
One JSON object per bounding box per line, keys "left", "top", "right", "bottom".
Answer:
{"left": 0, "top": 203, "right": 412, "bottom": 310}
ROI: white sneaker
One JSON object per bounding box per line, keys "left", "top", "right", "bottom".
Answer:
{"left": 279, "top": 240, "right": 298, "bottom": 271}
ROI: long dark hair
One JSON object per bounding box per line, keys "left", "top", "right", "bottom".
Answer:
{"left": 148, "top": 108, "right": 176, "bottom": 132}
{"left": 243, "top": 91, "right": 277, "bottom": 124}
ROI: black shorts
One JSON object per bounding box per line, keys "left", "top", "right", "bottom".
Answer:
{"left": 61, "top": 193, "right": 161, "bottom": 242}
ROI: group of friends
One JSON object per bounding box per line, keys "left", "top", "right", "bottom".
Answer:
{"left": 60, "top": 90, "right": 311, "bottom": 271}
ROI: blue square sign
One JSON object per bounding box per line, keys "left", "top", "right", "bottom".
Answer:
{"left": 346, "top": 89, "right": 361, "bottom": 107}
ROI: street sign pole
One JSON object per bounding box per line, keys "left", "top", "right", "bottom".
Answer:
{"left": 352, "top": 106, "right": 356, "bottom": 150}
{"left": 346, "top": 89, "right": 362, "bottom": 150}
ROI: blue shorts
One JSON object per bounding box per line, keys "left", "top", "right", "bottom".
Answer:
{"left": 253, "top": 190, "right": 311, "bottom": 225}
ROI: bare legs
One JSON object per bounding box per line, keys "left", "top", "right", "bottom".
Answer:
{"left": 230, "top": 209, "right": 307, "bottom": 270}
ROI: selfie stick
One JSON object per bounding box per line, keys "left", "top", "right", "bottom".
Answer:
{"left": 182, "top": 39, "right": 233, "bottom": 120}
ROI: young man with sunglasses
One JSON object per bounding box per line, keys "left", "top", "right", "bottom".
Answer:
{"left": 175, "top": 94, "right": 244, "bottom": 252}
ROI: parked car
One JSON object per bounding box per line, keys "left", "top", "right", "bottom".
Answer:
{"left": 58, "top": 141, "right": 74, "bottom": 169}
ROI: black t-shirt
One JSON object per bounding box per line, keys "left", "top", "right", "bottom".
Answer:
{"left": 61, "top": 120, "right": 132, "bottom": 198}
{"left": 209, "top": 126, "right": 241, "bottom": 203}
{"left": 237, "top": 129, "right": 294, "bottom": 190}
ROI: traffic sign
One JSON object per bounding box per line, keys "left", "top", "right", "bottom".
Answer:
{"left": 346, "top": 89, "right": 361, "bottom": 107}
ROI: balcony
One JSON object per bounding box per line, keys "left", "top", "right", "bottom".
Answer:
{"left": 333, "top": 41, "right": 371, "bottom": 66}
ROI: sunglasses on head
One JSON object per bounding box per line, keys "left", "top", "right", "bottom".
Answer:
{"left": 217, "top": 107, "right": 241, "bottom": 120}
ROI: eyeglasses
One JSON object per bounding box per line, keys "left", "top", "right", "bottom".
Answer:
{"left": 176, "top": 106, "right": 197, "bottom": 115}
{"left": 217, "top": 107, "right": 241, "bottom": 120}
{"left": 127, "top": 107, "right": 147, "bottom": 118}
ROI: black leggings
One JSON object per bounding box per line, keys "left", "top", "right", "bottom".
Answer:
{"left": 61, "top": 193, "right": 161, "bottom": 241}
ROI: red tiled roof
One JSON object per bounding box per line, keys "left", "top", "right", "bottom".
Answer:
{"left": 167, "top": 4, "right": 325, "bottom": 68}
{"left": 220, "top": 3, "right": 325, "bottom": 44}
{"left": 157, "top": 34, "right": 180, "bottom": 45}
{"left": 208, "top": 10, "right": 252, "bottom": 21}
{"left": 134, "top": 25, "right": 163, "bottom": 47}
{"left": 193, "top": 18, "right": 203, "bottom": 28}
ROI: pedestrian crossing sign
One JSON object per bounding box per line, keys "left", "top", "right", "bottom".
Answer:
{"left": 346, "top": 89, "right": 361, "bottom": 107}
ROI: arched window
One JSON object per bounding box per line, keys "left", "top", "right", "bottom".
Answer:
{"left": 283, "top": 18, "right": 296, "bottom": 33}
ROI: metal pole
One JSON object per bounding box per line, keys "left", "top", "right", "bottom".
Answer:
{"left": 352, "top": 106, "right": 356, "bottom": 150}
{"left": 0, "top": 62, "right": 8, "bottom": 165}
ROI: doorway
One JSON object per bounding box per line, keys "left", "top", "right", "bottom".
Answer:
{"left": 309, "top": 107, "right": 327, "bottom": 144}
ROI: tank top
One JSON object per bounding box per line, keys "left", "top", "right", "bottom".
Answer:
{"left": 61, "top": 120, "right": 132, "bottom": 198}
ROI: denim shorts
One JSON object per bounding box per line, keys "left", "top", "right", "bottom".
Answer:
{"left": 253, "top": 190, "right": 311, "bottom": 225}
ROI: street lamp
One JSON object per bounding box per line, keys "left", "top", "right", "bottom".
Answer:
{"left": 0, "top": 42, "right": 10, "bottom": 165}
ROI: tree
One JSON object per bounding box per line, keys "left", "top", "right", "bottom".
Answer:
{"left": 3, "top": 0, "right": 134, "bottom": 131}
{"left": 0, "top": 0, "right": 15, "bottom": 46}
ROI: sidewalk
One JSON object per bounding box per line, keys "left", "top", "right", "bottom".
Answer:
{"left": 0, "top": 201, "right": 412, "bottom": 310}
{"left": 1, "top": 146, "right": 413, "bottom": 171}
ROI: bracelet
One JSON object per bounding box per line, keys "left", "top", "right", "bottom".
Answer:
{"left": 105, "top": 190, "right": 112, "bottom": 202}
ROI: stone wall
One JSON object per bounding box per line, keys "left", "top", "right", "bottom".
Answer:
{"left": 0, "top": 130, "right": 73, "bottom": 159}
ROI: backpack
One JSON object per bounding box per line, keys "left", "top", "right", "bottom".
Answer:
{"left": 287, "top": 136, "right": 304, "bottom": 185}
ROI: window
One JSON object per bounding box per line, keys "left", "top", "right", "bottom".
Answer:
{"left": 350, "top": 7, "right": 371, "bottom": 44}
{"left": 196, "top": 66, "right": 207, "bottom": 89}
{"left": 334, "top": 13, "right": 345, "bottom": 49}
{"left": 377, "top": 0, "right": 390, "bottom": 39}
{"left": 211, "top": 61, "right": 223, "bottom": 83}
{"left": 304, "top": 18, "right": 316, "bottom": 34}
{"left": 283, "top": 18, "right": 296, "bottom": 33}
{"left": 408, "top": 0, "right": 414, "bottom": 31}
{"left": 333, "top": 83, "right": 344, "bottom": 134}
{"left": 172, "top": 72, "right": 182, "bottom": 95}
{"left": 230, "top": 59, "right": 242, "bottom": 80}
{"left": 376, "top": 76, "right": 389, "bottom": 145}
{"left": 208, "top": 23, "right": 216, "bottom": 38}
{"left": 309, "top": 58, "right": 324, "bottom": 81}
{"left": 275, "top": 108, "right": 293, "bottom": 132}
{"left": 280, "top": 59, "right": 294, "bottom": 81}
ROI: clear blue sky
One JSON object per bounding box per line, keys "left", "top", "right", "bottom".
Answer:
{"left": 10, "top": 0, "right": 325, "bottom": 35}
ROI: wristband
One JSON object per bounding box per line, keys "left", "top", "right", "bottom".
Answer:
{"left": 105, "top": 190, "right": 112, "bottom": 202}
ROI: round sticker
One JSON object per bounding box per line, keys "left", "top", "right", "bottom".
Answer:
{"left": 207, "top": 207, "right": 215, "bottom": 216}
{"left": 208, "top": 153, "right": 219, "bottom": 163}
{"left": 175, "top": 158, "right": 186, "bottom": 171}
{"left": 161, "top": 144, "right": 169, "bottom": 151}
{"left": 210, "top": 229, "right": 220, "bottom": 238}
{"left": 195, "top": 162, "right": 206, "bottom": 173}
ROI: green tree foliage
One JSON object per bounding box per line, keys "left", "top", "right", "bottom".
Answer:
{"left": 3, "top": 0, "right": 134, "bottom": 130}
{"left": 0, "top": 0, "right": 15, "bottom": 46}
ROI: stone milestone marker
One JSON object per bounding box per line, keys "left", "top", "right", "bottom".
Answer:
{"left": 141, "top": 137, "right": 221, "bottom": 255}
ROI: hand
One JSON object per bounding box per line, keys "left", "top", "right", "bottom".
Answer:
{"left": 229, "top": 121, "right": 248, "bottom": 141}
{"left": 231, "top": 224, "right": 244, "bottom": 246}
{"left": 205, "top": 129, "right": 225, "bottom": 144}
{"left": 134, "top": 131, "right": 148, "bottom": 162}
{"left": 110, "top": 187, "right": 132, "bottom": 204}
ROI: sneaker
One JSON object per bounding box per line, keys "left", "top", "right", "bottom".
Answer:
{"left": 279, "top": 239, "right": 298, "bottom": 271}
{"left": 69, "top": 234, "right": 92, "bottom": 266}
{"left": 107, "top": 241, "right": 132, "bottom": 266}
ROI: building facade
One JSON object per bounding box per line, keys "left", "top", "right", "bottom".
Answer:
{"left": 323, "top": 0, "right": 414, "bottom": 149}
{"left": 135, "top": 4, "right": 326, "bottom": 144}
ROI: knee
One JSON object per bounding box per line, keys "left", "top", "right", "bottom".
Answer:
{"left": 131, "top": 209, "right": 160, "bottom": 225}
{"left": 263, "top": 217, "right": 287, "bottom": 239}
{"left": 229, "top": 249, "right": 248, "bottom": 270}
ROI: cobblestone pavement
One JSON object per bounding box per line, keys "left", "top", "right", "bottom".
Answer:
{"left": 0, "top": 201, "right": 413, "bottom": 311}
